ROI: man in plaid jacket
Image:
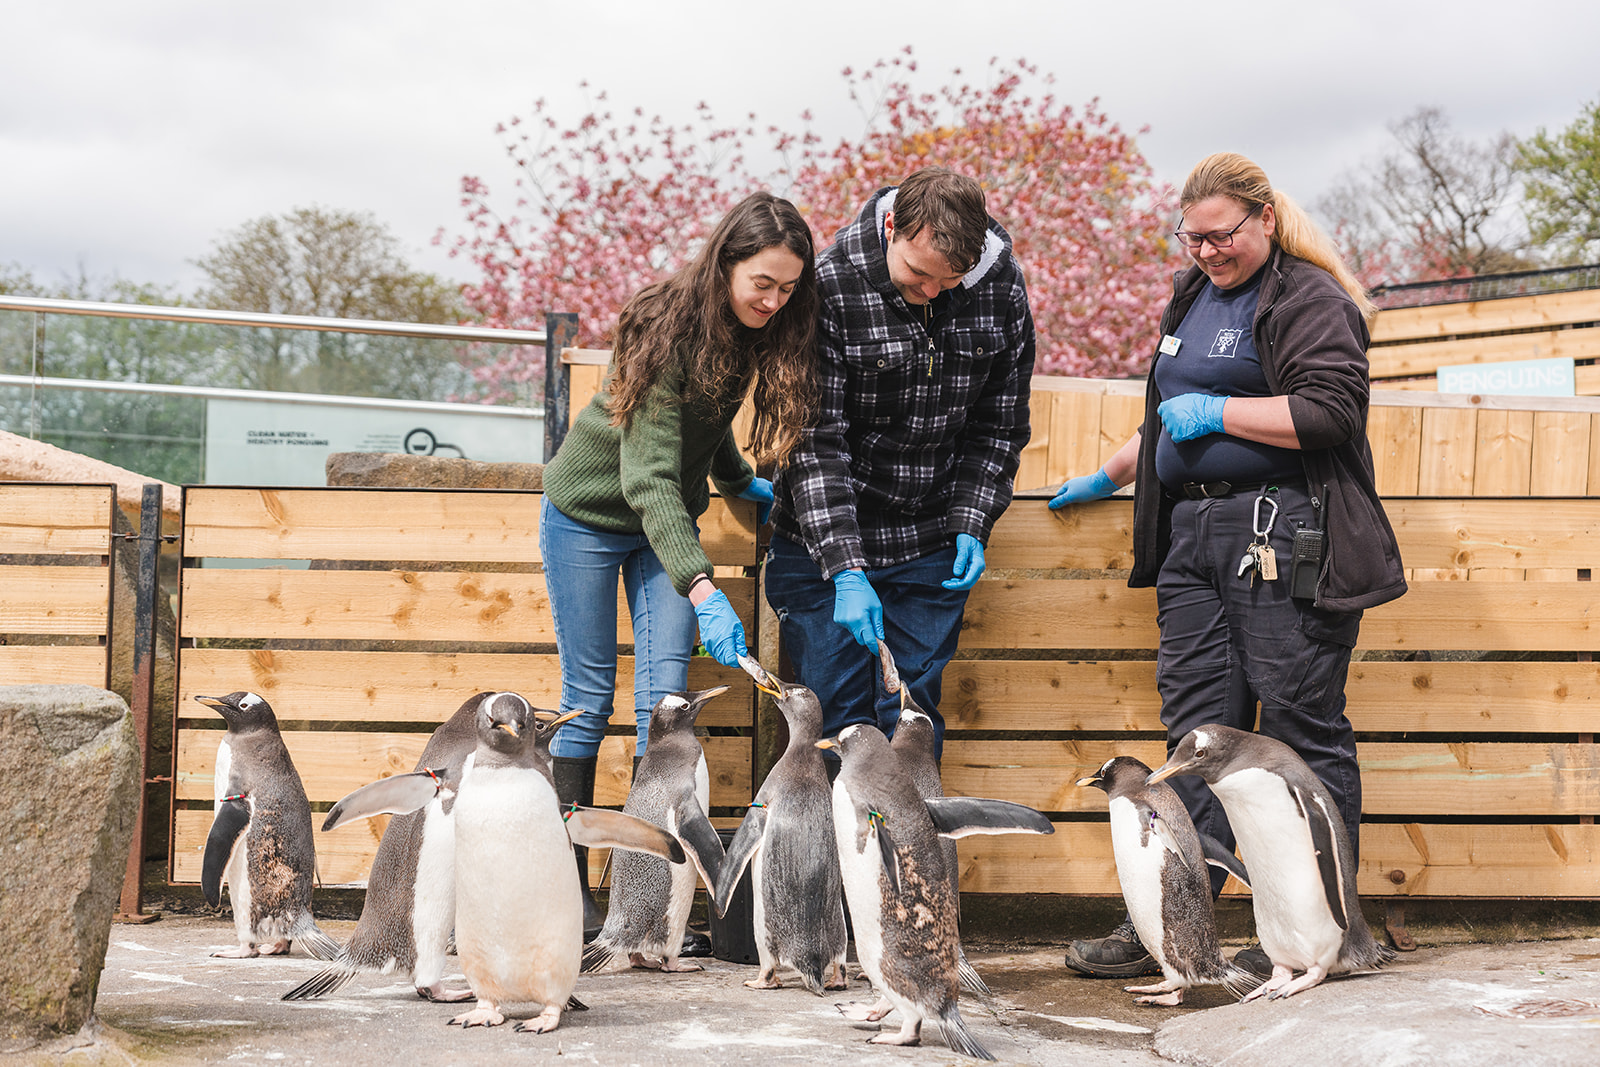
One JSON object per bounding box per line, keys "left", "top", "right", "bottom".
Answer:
{"left": 768, "top": 167, "right": 1036, "bottom": 757}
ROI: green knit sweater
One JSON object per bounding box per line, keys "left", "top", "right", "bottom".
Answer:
{"left": 542, "top": 355, "right": 755, "bottom": 595}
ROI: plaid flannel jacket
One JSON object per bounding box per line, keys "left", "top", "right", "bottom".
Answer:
{"left": 772, "top": 186, "right": 1036, "bottom": 579}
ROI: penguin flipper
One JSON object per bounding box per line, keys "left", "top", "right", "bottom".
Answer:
{"left": 282, "top": 962, "right": 357, "bottom": 1000}
{"left": 564, "top": 807, "right": 686, "bottom": 864}
{"left": 202, "top": 797, "right": 251, "bottom": 907}
{"left": 872, "top": 814, "right": 902, "bottom": 897}
{"left": 1140, "top": 803, "right": 1195, "bottom": 871}
{"left": 1301, "top": 789, "right": 1349, "bottom": 930}
{"left": 924, "top": 796, "right": 1055, "bottom": 838}
{"left": 666, "top": 798, "right": 726, "bottom": 890}
{"left": 1198, "top": 832, "right": 1251, "bottom": 889}
{"left": 321, "top": 770, "right": 446, "bottom": 831}
{"left": 936, "top": 1011, "right": 996, "bottom": 1061}
{"left": 712, "top": 805, "right": 766, "bottom": 917}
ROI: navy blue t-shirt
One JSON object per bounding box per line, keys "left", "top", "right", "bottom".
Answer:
{"left": 1153, "top": 270, "right": 1302, "bottom": 489}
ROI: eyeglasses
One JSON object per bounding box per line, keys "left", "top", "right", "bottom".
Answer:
{"left": 1173, "top": 203, "right": 1263, "bottom": 250}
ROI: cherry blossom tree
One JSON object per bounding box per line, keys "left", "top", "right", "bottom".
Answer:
{"left": 441, "top": 52, "right": 1176, "bottom": 397}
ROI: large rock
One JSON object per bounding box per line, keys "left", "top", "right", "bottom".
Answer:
{"left": 0, "top": 686, "right": 142, "bottom": 1049}
{"left": 326, "top": 451, "right": 543, "bottom": 491}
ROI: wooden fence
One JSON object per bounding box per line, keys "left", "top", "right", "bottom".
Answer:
{"left": 1369, "top": 288, "right": 1600, "bottom": 393}
{"left": 0, "top": 482, "right": 115, "bottom": 688}
{"left": 168, "top": 486, "right": 762, "bottom": 886}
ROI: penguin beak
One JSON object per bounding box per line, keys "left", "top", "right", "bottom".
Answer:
{"left": 1075, "top": 775, "right": 1102, "bottom": 788}
{"left": 691, "top": 684, "right": 731, "bottom": 705}
{"left": 899, "top": 687, "right": 912, "bottom": 713}
{"left": 495, "top": 720, "right": 520, "bottom": 738}
{"left": 193, "top": 695, "right": 230, "bottom": 712}
{"left": 738, "top": 654, "right": 782, "bottom": 697}
{"left": 1145, "top": 758, "right": 1190, "bottom": 786}
{"left": 815, "top": 738, "right": 838, "bottom": 751}
{"left": 534, "top": 709, "right": 584, "bottom": 728}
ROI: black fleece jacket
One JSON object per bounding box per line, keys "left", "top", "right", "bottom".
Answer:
{"left": 1129, "top": 248, "right": 1407, "bottom": 613}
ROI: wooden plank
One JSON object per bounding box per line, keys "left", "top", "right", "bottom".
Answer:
{"left": 1368, "top": 325, "right": 1600, "bottom": 380}
{"left": 957, "top": 580, "right": 1159, "bottom": 651}
{"left": 1385, "top": 499, "right": 1600, "bottom": 571}
{"left": 176, "top": 648, "right": 752, "bottom": 727}
{"left": 1358, "top": 583, "right": 1600, "bottom": 652}
{"left": 1471, "top": 410, "right": 1532, "bottom": 496}
{"left": 987, "top": 497, "right": 1134, "bottom": 570}
{"left": 1417, "top": 406, "right": 1477, "bottom": 496}
{"left": 0, "top": 645, "right": 107, "bottom": 686}
{"left": 1099, "top": 394, "right": 1145, "bottom": 469}
{"left": 567, "top": 364, "right": 607, "bottom": 424}
{"left": 1346, "top": 661, "right": 1600, "bottom": 732}
{"left": 0, "top": 484, "right": 115, "bottom": 554}
{"left": 1531, "top": 412, "right": 1594, "bottom": 496}
{"left": 0, "top": 565, "right": 109, "bottom": 635}
{"left": 593, "top": 735, "right": 751, "bottom": 807}
{"left": 938, "top": 739, "right": 1600, "bottom": 816}
{"left": 178, "top": 569, "right": 756, "bottom": 643}
{"left": 1044, "top": 390, "right": 1106, "bottom": 493}
{"left": 1013, "top": 390, "right": 1055, "bottom": 494}
{"left": 1367, "top": 405, "right": 1422, "bottom": 495}
{"left": 175, "top": 729, "right": 752, "bottom": 808}
{"left": 954, "top": 822, "right": 1600, "bottom": 897}
{"left": 182, "top": 488, "right": 759, "bottom": 566}
{"left": 1371, "top": 290, "right": 1600, "bottom": 344}
{"left": 940, "top": 660, "right": 1160, "bottom": 732}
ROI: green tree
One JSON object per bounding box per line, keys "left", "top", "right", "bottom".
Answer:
{"left": 194, "top": 206, "right": 482, "bottom": 401}
{"left": 1516, "top": 98, "right": 1600, "bottom": 265}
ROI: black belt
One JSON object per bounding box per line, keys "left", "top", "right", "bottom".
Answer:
{"left": 1170, "top": 478, "right": 1303, "bottom": 500}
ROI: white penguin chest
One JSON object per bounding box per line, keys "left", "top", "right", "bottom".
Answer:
{"left": 1211, "top": 769, "right": 1345, "bottom": 967}
{"left": 1107, "top": 797, "right": 1168, "bottom": 964}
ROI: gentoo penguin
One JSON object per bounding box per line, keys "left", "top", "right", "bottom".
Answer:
{"left": 1076, "top": 756, "right": 1261, "bottom": 1005}
{"left": 879, "top": 643, "right": 988, "bottom": 996}
{"left": 196, "top": 692, "right": 338, "bottom": 961}
{"left": 712, "top": 656, "right": 848, "bottom": 993}
{"left": 819, "top": 724, "right": 1054, "bottom": 1060}
{"left": 450, "top": 691, "right": 686, "bottom": 1032}
{"left": 283, "top": 692, "right": 492, "bottom": 1002}
{"left": 583, "top": 687, "right": 727, "bottom": 974}
{"left": 1147, "top": 725, "right": 1395, "bottom": 1000}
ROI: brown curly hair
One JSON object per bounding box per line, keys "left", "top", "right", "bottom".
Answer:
{"left": 606, "top": 192, "right": 819, "bottom": 467}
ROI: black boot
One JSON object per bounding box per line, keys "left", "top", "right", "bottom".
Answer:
{"left": 552, "top": 755, "right": 605, "bottom": 942}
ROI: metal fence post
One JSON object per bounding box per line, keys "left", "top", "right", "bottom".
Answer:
{"left": 116, "top": 483, "right": 165, "bottom": 922}
{"left": 543, "top": 312, "right": 580, "bottom": 462}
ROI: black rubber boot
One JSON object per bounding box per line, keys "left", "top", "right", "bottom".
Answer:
{"left": 552, "top": 755, "right": 605, "bottom": 942}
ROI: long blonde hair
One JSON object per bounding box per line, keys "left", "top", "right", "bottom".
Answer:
{"left": 1181, "top": 152, "right": 1375, "bottom": 322}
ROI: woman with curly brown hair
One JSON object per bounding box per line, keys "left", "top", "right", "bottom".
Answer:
{"left": 538, "top": 191, "right": 818, "bottom": 935}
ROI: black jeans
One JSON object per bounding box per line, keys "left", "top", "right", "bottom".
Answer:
{"left": 1156, "top": 483, "right": 1363, "bottom": 894}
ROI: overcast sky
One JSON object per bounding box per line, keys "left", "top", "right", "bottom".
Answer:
{"left": 4, "top": 0, "right": 1597, "bottom": 300}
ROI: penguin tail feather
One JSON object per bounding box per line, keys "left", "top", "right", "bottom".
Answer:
{"left": 1218, "top": 964, "right": 1266, "bottom": 1001}
{"left": 281, "top": 962, "right": 358, "bottom": 1001}
{"left": 937, "top": 1012, "right": 995, "bottom": 1062}
{"left": 291, "top": 917, "right": 343, "bottom": 962}
{"left": 580, "top": 939, "right": 617, "bottom": 974}
{"left": 957, "top": 954, "right": 992, "bottom": 997}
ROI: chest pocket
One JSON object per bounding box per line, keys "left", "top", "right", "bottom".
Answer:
{"left": 845, "top": 340, "right": 922, "bottom": 423}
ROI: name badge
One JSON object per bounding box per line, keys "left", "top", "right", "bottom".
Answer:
{"left": 1159, "top": 334, "right": 1183, "bottom": 357}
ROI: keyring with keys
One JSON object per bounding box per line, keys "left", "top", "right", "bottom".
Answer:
{"left": 1236, "top": 489, "right": 1280, "bottom": 583}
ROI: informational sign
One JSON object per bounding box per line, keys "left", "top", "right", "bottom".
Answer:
{"left": 1437, "top": 357, "right": 1576, "bottom": 397}
{"left": 205, "top": 397, "right": 542, "bottom": 485}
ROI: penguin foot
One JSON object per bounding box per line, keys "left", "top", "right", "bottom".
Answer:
{"left": 210, "top": 946, "right": 258, "bottom": 959}
{"left": 258, "top": 940, "right": 291, "bottom": 956}
{"left": 1131, "top": 990, "right": 1185, "bottom": 1006}
{"left": 417, "top": 983, "right": 474, "bottom": 1003}
{"left": 824, "top": 963, "right": 851, "bottom": 991}
{"left": 744, "top": 971, "right": 783, "bottom": 989}
{"left": 838, "top": 997, "right": 892, "bottom": 1022}
{"left": 513, "top": 1005, "right": 562, "bottom": 1034}
{"left": 867, "top": 1018, "right": 921, "bottom": 1047}
{"left": 1239, "top": 966, "right": 1296, "bottom": 1003}
{"left": 1266, "top": 967, "right": 1328, "bottom": 999}
{"left": 449, "top": 1003, "right": 505, "bottom": 1028}
{"left": 657, "top": 959, "right": 704, "bottom": 973}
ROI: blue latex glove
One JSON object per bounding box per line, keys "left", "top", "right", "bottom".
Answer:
{"left": 831, "top": 569, "right": 884, "bottom": 650}
{"left": 693, "top": 590, "right": 749, "bottom": 667}
{"left": 942, "top": 533, "right": 985, "bottom": 590}
{"left": 1048, "top": 468, "right": 1118, "bottom": 510}
{"left": 738, "top": 478, "right": 773, "bottom": 525}
{"left": 1157, "top": 392, "right": 1228, "bottom": 443}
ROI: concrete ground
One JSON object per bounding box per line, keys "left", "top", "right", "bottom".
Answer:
{"left": 12, "top": 916, "right": 1600, "bottom": 1066}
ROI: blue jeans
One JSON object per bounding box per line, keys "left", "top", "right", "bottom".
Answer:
{"left": 540, "top": 497, "right": 697, "bottom": 758}
{"left": 1156, "top": 483, "right": 1363, "bottom": 891}
{"left": 764, "top": 534, "right": 970, "bottom": 757}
